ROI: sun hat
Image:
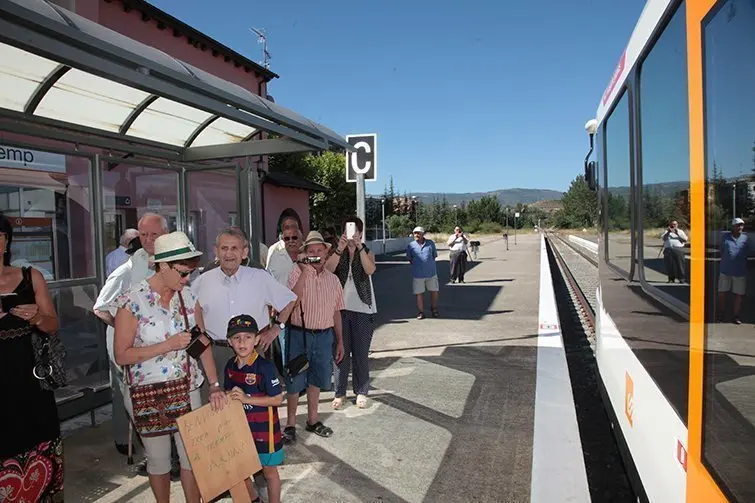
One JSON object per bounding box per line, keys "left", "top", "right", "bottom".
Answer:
{"left": 732, "top": 217, "right": 745, "bottom": 225}
{"left": 413, "top": 226, "right": 425, "bottom": 234}
{"left": 299, "top": 231, "right": 331, "bottom": 251}
{"left": 227, "top": 314, "right": 259, "bottom": 338}
{"left": 153, "top": 231, "right": 203, "bottom": 263}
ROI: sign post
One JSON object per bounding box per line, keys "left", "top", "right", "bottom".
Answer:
{"left": 514, "top": 212, "right": 520, "bottom": 245}
{"left": 346, "top": 134, "right": 377, "bottom": 243}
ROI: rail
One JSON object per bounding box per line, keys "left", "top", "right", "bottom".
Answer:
{"left": 544, "top": 232, "right": 595, "bottom": 333}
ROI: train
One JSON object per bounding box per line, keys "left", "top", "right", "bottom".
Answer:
{"left": 585, "top": 0, "right": 753, "bottom": 502}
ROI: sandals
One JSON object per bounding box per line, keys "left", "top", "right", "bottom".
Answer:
{"left": 356, "top": 394, "right": 367, "bottom": 408}
{"left": 305, "top": 421, "right": 333, "bottom": 438}
{"left": 332, "top": 397, "right": 345, "bottom": 409}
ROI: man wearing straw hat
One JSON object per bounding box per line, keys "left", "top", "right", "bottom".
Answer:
{"left": 281, "top": 231, "right": 345, "bottom": 443}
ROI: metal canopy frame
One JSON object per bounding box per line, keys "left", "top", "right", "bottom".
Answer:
{"left": 0, "top": 0, "right": 351, "bottom": 165}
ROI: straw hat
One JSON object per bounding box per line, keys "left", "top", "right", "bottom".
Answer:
{"left": 153, "top": 231, "right": 203, "bottom": 263}
{"left": 299, "top": 231, "right": 331, "bottom": 251}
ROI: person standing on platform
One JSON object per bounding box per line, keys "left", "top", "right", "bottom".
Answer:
{"left": 661, "top": 220, "right": 688, "bottom": 283}
{"left": 447, "top": 226, "right": 470, "bottom": 283}
{"left": 266, "top": 209, "right": 303, "bottom": 272}
{"left": 282, "top": 231, "right": 345, "bottom": 443}
{"left": 192, "top": 227, "right": 296, "bottom": 403}
{"left": 717, "top": 217, "right": 755, "bottom": 324}
{"left": 106, "top": 228, "right": 139, "bottom": 276}
{"left": 406, "top": 227, "right": 439, "bottom": 319}
{"left": 93, "top": 213, "right": 168, "bottom": 475}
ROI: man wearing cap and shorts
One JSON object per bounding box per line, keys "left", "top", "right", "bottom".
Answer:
{"left": 283, "top": 231, "right": 345, "bottom": 443}
{"left": 717, "top": 217, "right": 755, "bottom": 324}
{"left": 406, "top": 227, "right": 439, "bottom": 319}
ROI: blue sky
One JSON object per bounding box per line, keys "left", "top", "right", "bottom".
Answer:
{"left": 150, "top": 0, "right": 646, "bottom": 194}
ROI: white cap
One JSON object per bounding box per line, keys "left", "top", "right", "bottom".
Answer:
{"left": 412, "top": 226, "right": 425, "bottom": 234}
{"left": 732, "top": 217, "right": 745, "bottom": 226}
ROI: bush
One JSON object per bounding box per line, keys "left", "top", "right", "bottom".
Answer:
{"left": 476, "top": 221, "right": 503, "bottom": 234}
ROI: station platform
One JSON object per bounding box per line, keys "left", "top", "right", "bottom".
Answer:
{"left": 60, "top": 233, "right": 591, "bottom": 503}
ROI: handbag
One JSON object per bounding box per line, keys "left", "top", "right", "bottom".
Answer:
{"left": 284, "top": 303, "right": 309, "bottom": 378}
{"left": 21, "top": 267, "right": 67, "bottom": 391}
{"left": 126, "top": 291, "right": 192, "bottom": 438}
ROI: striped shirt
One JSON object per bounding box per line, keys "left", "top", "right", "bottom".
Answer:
{"left": 223, "top": 352, "right": 282, "bottom": 455}
{"left": 287, "top": 266, "right": 345, "bottom": 330}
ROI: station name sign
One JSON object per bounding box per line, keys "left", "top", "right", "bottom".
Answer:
{"left": 0, "top": 145, "right": 66, "bottom": 173}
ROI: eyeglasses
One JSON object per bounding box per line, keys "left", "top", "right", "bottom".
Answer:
{"left": 283, "top": 236, "right": 299, "bottom": 242}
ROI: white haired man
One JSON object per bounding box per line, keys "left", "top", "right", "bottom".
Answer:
{"left": 106, "top": 228, "right": 139, "bottom": 276}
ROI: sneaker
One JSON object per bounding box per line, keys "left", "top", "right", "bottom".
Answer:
{"left": 733, "top": 317, "right": 742, "bottom": 325}
{"left": 282, "top": 426, "right": 297, "bottom": 444}
{"left": 417, "top": 312, "right": 425, "bottom": 320}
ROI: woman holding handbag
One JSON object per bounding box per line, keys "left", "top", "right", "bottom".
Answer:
{"left": 0, "top": 213, "right": 64, "bottom": 502}
{"left": 114, "top": 231, "right": 221, "bottom": 503}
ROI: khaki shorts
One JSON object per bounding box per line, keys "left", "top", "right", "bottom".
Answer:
{"left": 719, "top": 274, "right": 746, "bottom": 296}
{"left": 413, "top": 275, "right": 439, "bottom": 295}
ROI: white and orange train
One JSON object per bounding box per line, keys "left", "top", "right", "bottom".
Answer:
{"left": 586, "top": 0, "right": 753, "bottom": 502}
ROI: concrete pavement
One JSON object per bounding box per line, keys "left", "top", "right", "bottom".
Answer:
{"left": 61, "top": 234, "right": 548, "bottom": 503}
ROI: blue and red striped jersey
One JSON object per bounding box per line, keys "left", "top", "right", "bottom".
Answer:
{"left": 223, "top": 352, "right": 283, "bottom": 454}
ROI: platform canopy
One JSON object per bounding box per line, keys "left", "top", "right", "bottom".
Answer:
{"left": 0, "top": 0, "right": 350, "bottom": 163}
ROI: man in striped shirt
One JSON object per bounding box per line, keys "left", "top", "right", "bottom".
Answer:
{"left": 283, "top": 231, "right": 345, "bottom": 442}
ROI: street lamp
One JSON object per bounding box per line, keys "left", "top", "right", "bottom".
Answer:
{"left": 453, "top": 204, "right": 458, "bottom": 225}
{"left": 584, "top": 119, "right": 598, "bottom": 189}
{"left": 381, "top": 198, "right": 386, "bottom": 245}
{"left": 411, "top": 195, "right": 418, "bottom": 223}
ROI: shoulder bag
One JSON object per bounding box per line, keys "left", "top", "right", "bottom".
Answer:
{"left": 126, "top": 291, "right": 192, "bottom": 437}
{"left": 284, "top": 302, "right": 309, "bottom": 378}
{"left": 24, "top": 267, "right": 67, "bottom": 391}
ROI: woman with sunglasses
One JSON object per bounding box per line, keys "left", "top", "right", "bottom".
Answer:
{"left": 114, "top": 232, "right": 220, "bottom": 503}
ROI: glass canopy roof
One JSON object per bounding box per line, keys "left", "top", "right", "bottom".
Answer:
{"left": 0, "top": 0, "right": 349, "bottom": 159}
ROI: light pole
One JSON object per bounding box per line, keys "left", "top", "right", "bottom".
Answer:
{"left": 453, "top": 204, "right": 458, "bottom": 225}
{"left": 381, "top": 198, "right": 386, "bottom": 245}
{"left": 411, "top": 195, "right": 418, "bottom": 224}
{"left": 732, "top": 182, "right": 737, "bottom": 220}
{"left": 505, "top": 207, "right": 509, "bottom": 251}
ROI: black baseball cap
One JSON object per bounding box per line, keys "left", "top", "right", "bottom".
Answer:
{"left": 227, "top": 315, "right": 259, "bottom": 338}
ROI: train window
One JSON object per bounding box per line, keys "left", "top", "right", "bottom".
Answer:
{"left": 702, "top": 1, "right": 755, "bottom": 501}
{"left": 604, "top": 90, "right": 632, "bottom": 273}
{"left": 638, "top": 3, "right": 690, "bottom": 306}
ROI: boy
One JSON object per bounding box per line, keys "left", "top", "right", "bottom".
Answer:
{"left": 224, "top": 315, "right": 284, "bottom": 503}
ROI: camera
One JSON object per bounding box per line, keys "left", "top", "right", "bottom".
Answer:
{"left": 297, "top": 256, "right": 321, "bottom": 264}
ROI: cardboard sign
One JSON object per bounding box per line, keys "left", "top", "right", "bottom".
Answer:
{"left": 177, "top": 401, "right": 261, "bottom": 502}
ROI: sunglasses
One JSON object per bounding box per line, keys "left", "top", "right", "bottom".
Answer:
{"left": 283, "top": 236, "right": 299, "bottom": 242}
{"left": 170, "top": 265, "right": 195, "bottom": 278}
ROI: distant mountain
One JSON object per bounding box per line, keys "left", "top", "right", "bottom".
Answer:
{"left": 370, "top": 188, "right": 565, "bottom": 207}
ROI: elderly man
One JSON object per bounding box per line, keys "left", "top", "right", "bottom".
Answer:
{"left": 266, "top": 209, "right": 303, "bottom": 275}
{"left": 106, "top": 228, "right": 139, "bottom": 276}
{"left": 717, "top": 217, "right": 755, "bottom": 324}
{"left": 192, "top": 227, "right": 297, "bottom": 398}
{"left": 93, "top": 213, "right": 168, "bottom": 472}
{"left": 283, "top": 231, "right": 345, "bottom": 443}
{"left": 267, "top": 218, "right": 302, "bottom": 287}
{"left": 406, "top": 226, "right": 440, "bottom": 319}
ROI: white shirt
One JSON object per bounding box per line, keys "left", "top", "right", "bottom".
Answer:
{"left": 192, "top": 266, "right": 297, "bottom": 341}
{"left": 343, "top": 271, "right": 377, "bottom": 314}
{"left": 447, "top": 234, "right": 469, "bottom": 252}
{"left": 94, "top": 248, "right": 154, "bottom": 365}
{"left": 265, "top": 239, "right": 285, "bottom": 266}
{"left": 662, "top": 229, "right": 688, "bottom": 249}
{"left": 116, "top": 281, "right": 204, "bottom": 389}
{"left": 258, "top": 242, "right": 269, "bottom": 268}
{"left": 106, "top": 246, "right": 129, "bottom": 276}
{"left": 266, "top": 246, "right": 295, "bottom": 286}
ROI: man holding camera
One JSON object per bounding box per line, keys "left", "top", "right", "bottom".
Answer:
{"left": 661, "top": 220, "right": 688, "bottom": 283}
{"left": 191, "top": 227, "right": 297, "bottom": 403}
{"left": 282, "top": 231, "right": 345, "bottom": 443}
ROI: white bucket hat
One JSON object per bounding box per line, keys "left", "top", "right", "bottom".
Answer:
{"left": 153, "top": 231, "right": 203, "bottom": 263}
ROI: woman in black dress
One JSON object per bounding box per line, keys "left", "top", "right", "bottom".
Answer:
{"left": 0, "top": 214, "right": 63, "bottom": 502}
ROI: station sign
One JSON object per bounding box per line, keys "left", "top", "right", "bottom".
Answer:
{"left": 0, "top": 145, "right": 66, "bottom": 173}
{"left": 346, "top": 134, "right": 377, "bottom": 182}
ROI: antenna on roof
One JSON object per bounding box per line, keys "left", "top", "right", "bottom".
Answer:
{"left": 249, "top": 27, "right": 271, "bottom": 69}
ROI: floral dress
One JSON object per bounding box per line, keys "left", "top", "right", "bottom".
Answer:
{"left": 116, "top": 281, "right": 204, "bottom": 390}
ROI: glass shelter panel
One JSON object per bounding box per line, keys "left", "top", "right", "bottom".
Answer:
{"left": 101, "top": 162, "right": 178, "bottom": 258}
{"left": 187, "top": 169, "right": 239, "bottom": 264}
{"left": 605, "top": 91, "right": 633, "bottom": 273}
{"left": 639, "top": 4, "right": 690, "bottom": 305}
{"left": 702, "top": 1, "right": 755, "bottom": 502}
{"left": 0, "top": 146, "right": 94, "bottom": 280}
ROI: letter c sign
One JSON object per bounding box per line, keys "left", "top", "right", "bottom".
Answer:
{"left": 346, "top": 134, "right": 377, "bottom": 182}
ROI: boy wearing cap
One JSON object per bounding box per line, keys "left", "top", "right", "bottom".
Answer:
{"left": 283, "top": 231, "right": 345, "bottom": 442}
{"left": 224, "top": 314, "right": 284, "bottom": 503}
{"left": 406, "top": 227, "right": 439, "bottom": 319}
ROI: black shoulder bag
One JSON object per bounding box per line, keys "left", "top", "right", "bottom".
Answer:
{"left": 284, "top": 302, "right": 309, "bottom": 378}
{"left": 24, "top": 267, "right": 67, "bottom": 391}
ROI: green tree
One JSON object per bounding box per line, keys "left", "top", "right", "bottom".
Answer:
{"left": 387, "top": 214, "right": 413, "bottom": 237}
{"left": 557, "top": 176, "right": 598, "bottom": 228}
